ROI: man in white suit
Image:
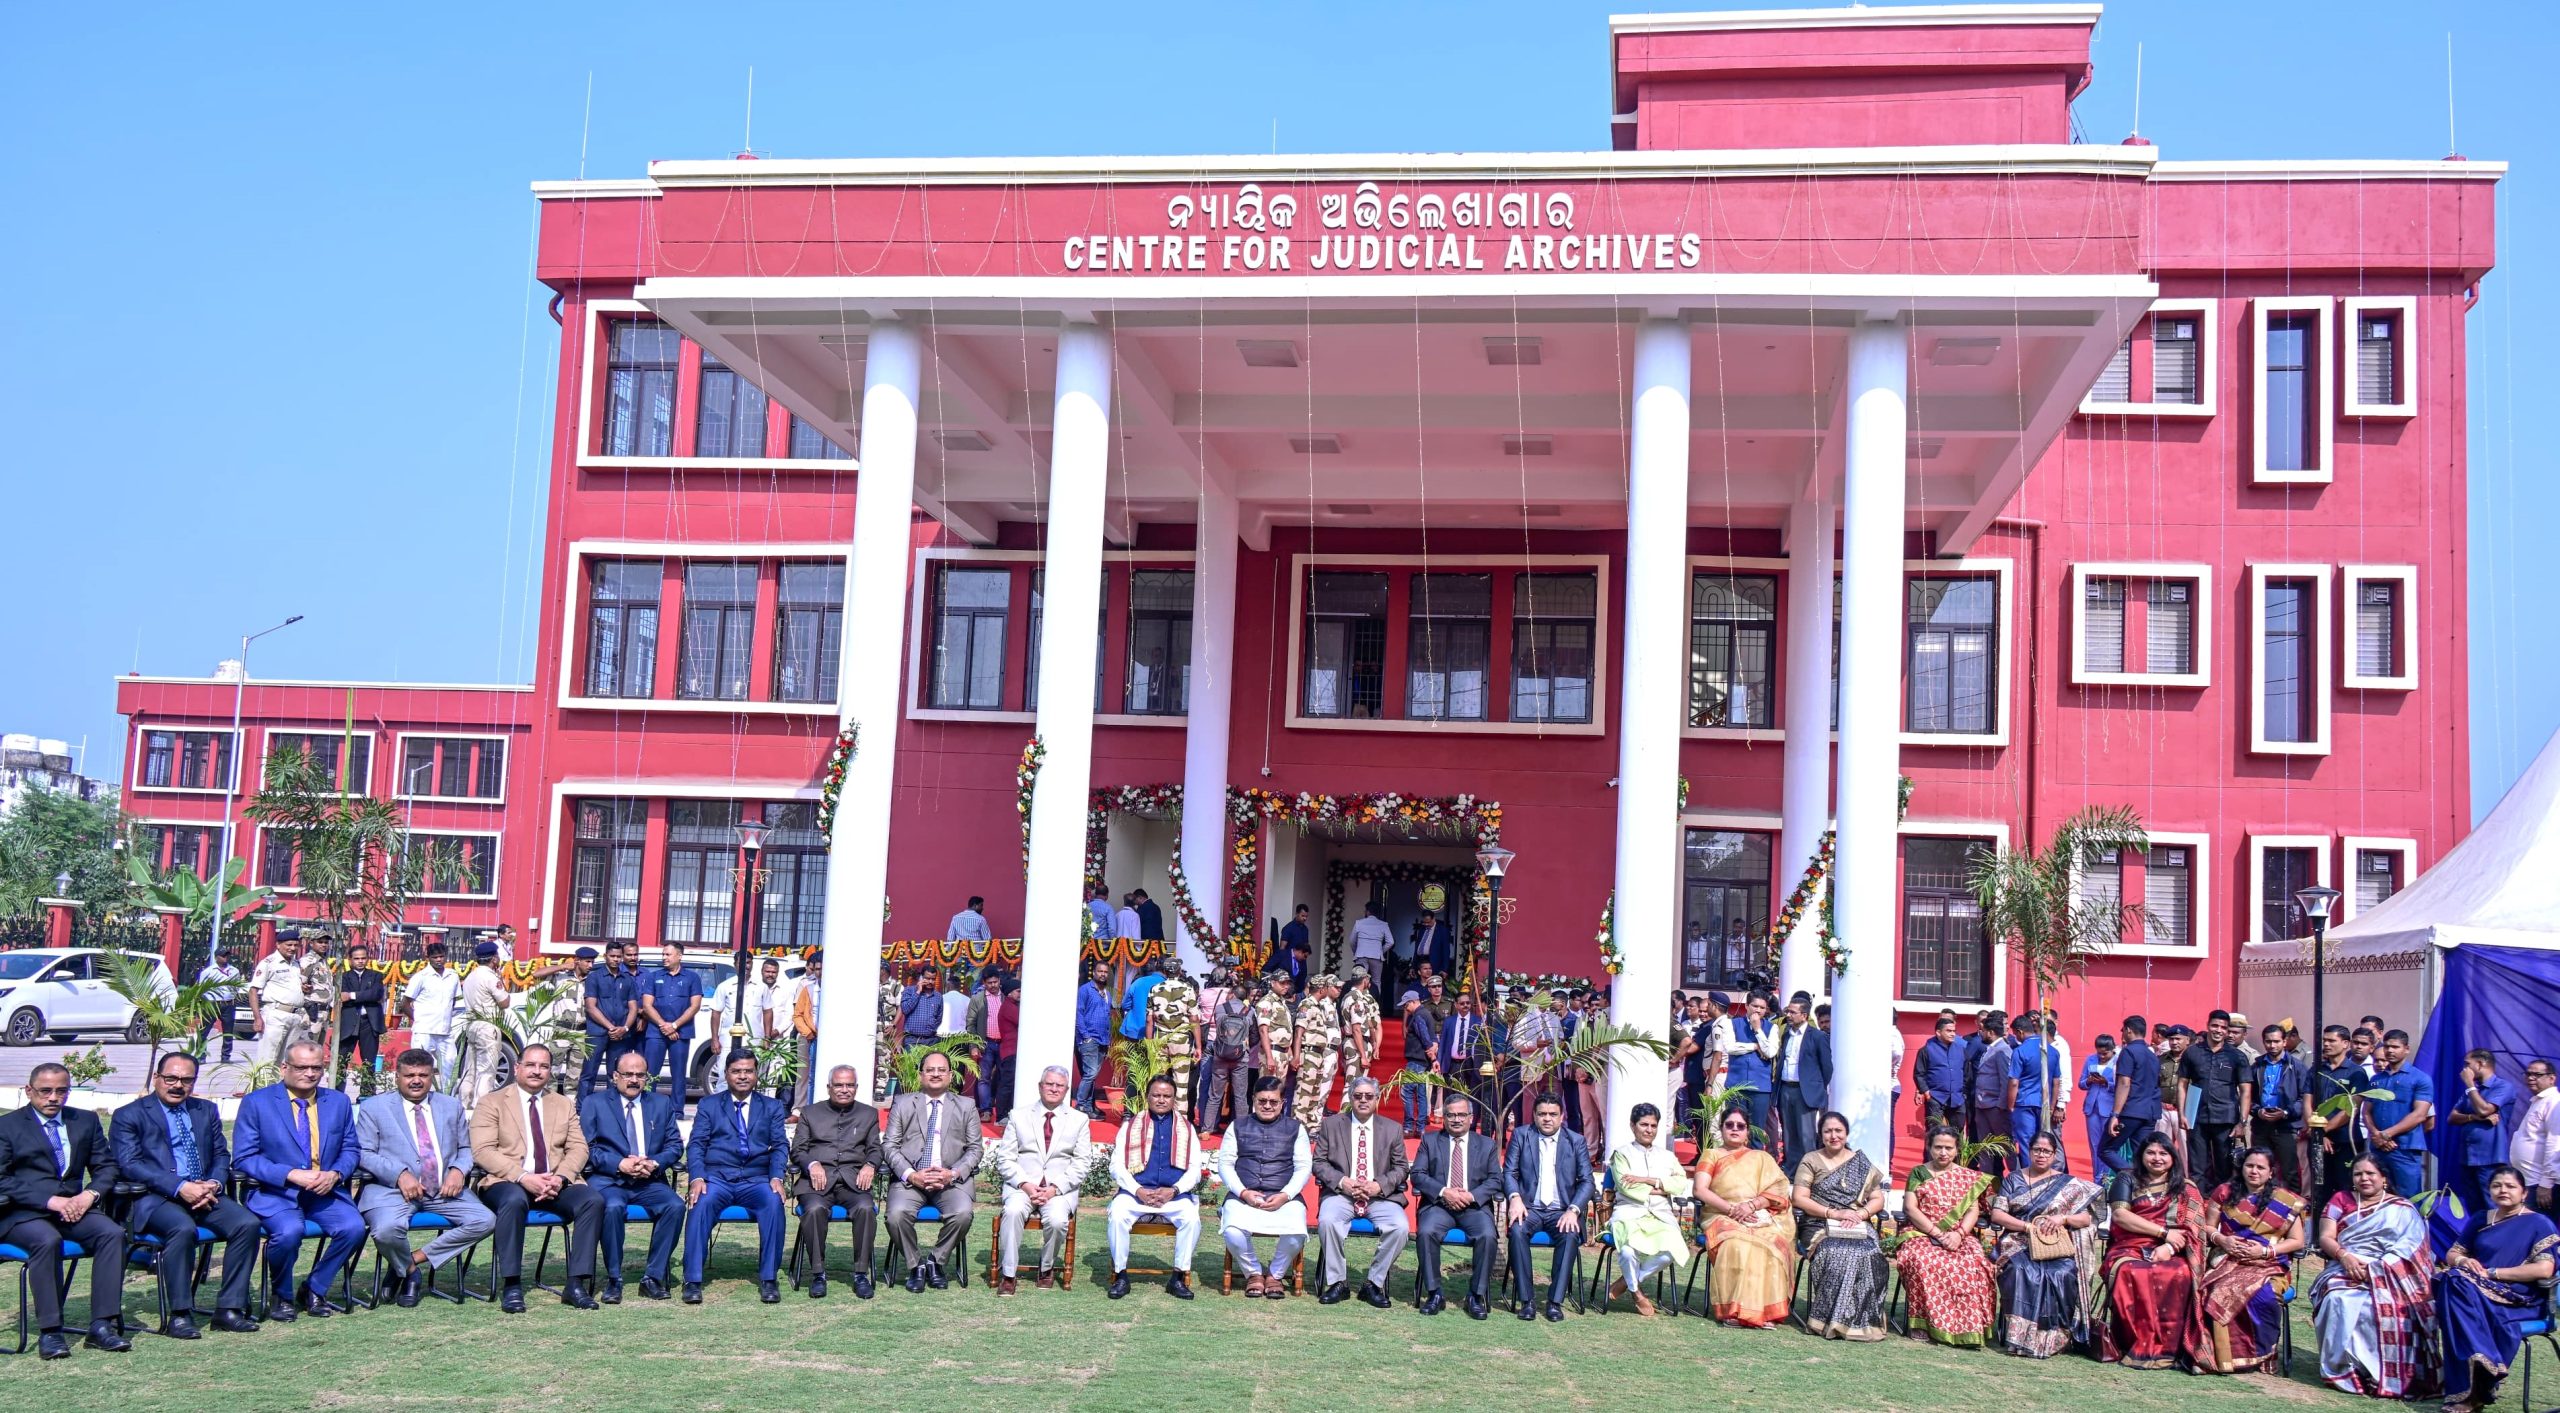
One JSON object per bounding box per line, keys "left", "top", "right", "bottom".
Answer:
{"left": 355, "top": 1048, "right": 497, "bottom": 1307}
{"left": 991, "top": 1064, "right": 1097, "bottom": 1294}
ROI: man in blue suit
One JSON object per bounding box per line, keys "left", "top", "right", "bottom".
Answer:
{"left": 682, "top": 1050, "right": 790, "bottom": 1304}
{"left": 354, "top": 1048, "right": 495, "bottom": 1308}
{"left": 1502, "top": 1093, "right": 1592, "bottom": 1322}
{"left": 1775, "top": 998, "right": 1833, "bottom": 1166}
{"left": 233, "top": 1041, "right": 366, "bottom": 1321}
{"left": 584, "top": 1047, "right": 685, "bottom": 1302}
{"left": 111, "top": 1052, "right": 265, "bottom": 1335}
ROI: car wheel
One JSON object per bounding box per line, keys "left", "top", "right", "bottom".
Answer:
{"left": 688, "top": 1047, "right": 715, "bottom": 1101}
{"left": 125, "top": 1013, "right": 153, "bottom": 1045}
{"left": 495, "top": 1042, "right": 519, "bottom": 1093}
{"left": 3, "top": 1008, "right": 43, "bottom": 1047}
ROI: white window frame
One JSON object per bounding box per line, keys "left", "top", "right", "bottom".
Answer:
{"left": 1682, "top": 555, "right": 1789, "bottom": 743}
{"left": 129, "top": 724, "right": 245, "bottom": 796}
{"left": 536, "top": 779, "right": 822, "bottom": 951}
{"left": 2340, "top": 836, "right": 2419, "bottom": 924}
{"left": 131, "top": 818, "right": 226, "bottom": 877}
{"left": 2083, "top": 828, "right": 2213, "bottom": 959}
{"left": 259, "top": 729, "right": 374, "bottom": 795}
{"left": 2251, "top": 297, "right": 2336, "bottom": 484}
{"left": 256, "top": 824, "right": 303, "bottom": 895}
{"left": 2066, "top": 562, "right": 2213, "bottom": 688}
{"left": 392, "top": 731, "right": 514, "bottom": 803}
{"left": 405, "top": 829, "right": 505, "bottom": 902}
{"left": 2247, "top": 834, "right": 2333, "bottom": 945}
{"left": 2248, "top": 563, "right": 2333, "bottom": 756}
{"left": 2340, "top": 564, "right": 2419, "bottom": 690}
{"left": 576, "top": 299, "right": 864, "bottom": 471}
{"left": 903, "top": 547, "right": 1200, "bottom": 728}
{"left": 2341, "top": 296, "right": 2418, "bottom": 418}
{"left": 1898, "top": 558, "right": 2017, "bottom": 748}
{"left": 2079, "top": 298, "right": 2218, "bottom": 418}
{"left": 1892, "top": 817, "right": 2010, "bottom": 1015}
{"left": 554, "top": 540, "right": 843, "bottom": 716}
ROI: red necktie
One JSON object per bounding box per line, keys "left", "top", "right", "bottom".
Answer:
{"left": 529, "top": 1097, "right": 548, "bottom": 1174}
{"left": 1043, "top": 1113, "right": 1055, "bottom": 1151}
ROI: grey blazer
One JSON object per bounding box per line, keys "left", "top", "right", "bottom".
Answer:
{"left": 355, "top": 1092, "right": 476, "bottom": 1198}
{"left": 884, "top": 1090, "right": 983, "bottom": 1182}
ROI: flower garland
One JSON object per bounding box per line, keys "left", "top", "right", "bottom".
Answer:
{"left": 1228, "top": 787, "right": 1503, "bottom": 977}
{"left": 1770, "top": 831, "right": 1844, "bottom": 974}
{"left": 1078, "top": 782, "right": 1254, "bottom": 969}
{"left": 815, "top": 721, "right": 860, "bottom": 842}
{"left": 1593, "top": 891, "right": 1624, "bottom": 976}
{"left": 1015, "top": 736, "right": 1046, "bottom": 878}
{"left": 881, "top": 934, "right": 1171, "bottom": 970}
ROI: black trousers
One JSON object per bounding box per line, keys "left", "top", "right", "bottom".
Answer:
{"left": 593, "top": 1177, "right": 682, "bottom": 1284}
{"left": 2259, "top": 1122, "right": 2304, "bottom": 1191}
{"left": 794, "top": 1180, "right": 878, "bottom": 1275}
{"left": 1, "top": 1209, "right": 123, "bottom": 1331}
{"left": 1507, "top": 1206, "right": 1575, "bottom": 1307}
{"left": 1417, "top": 1202, "right": 1495, "bottom": 1301}
{"left": 2188, "top": 1122, "right": 2238, "bottom": 1191}
{"left": 132, "top": 1196, "right": 261, "bottom": 1315}
{"left": 1779, "top": 1083, "right": 1818, "bottom": 1168}
{"left": 483, "top": 1180, "right": 602, "bottom": 1281}
{"left": 1969, "top": 1103, "right": 2009, "bottom": 1177}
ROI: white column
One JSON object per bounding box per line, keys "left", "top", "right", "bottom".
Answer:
{"left": 1777, "top": 490, "right": 1837, "bottom": 1003}
{"left": 1174, "top": 479, "right": 1238, "bottom": 974}
{"left": 814, "top": 319, "right": 923, "bottom": 1104}
{"left": 1015, "top": 321, "right": 1113, "bottom": 1102}
{"left": 1605, "top": 316, "right": 1690, "bottom": 1158}
{"left": 1829, "top": 317, "right": 1910, "bottom": 1165}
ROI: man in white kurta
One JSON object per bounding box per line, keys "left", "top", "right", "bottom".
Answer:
{"left": 991, "top": 1066, "right": 1096, "bottom": 1293}
{"left": 1217, "top": 1077, "right": 1313, "bottom": 1295}
{"left": 1105, "top": 1075, "right": 1204, "bottom": 1299}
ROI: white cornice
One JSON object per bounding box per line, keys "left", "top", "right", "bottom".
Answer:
{"left": 2151, "top": 159, "right": 2505, "bottom": 182}
{"left": 1609, "top": 4, "right": 2100, "bottom": 35}
{"left": 122, "top": 676, "right": 533, "bottom": 693}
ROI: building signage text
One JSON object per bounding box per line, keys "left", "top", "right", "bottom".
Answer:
{"left": 1059, "top": 182, "right": 1704, "bottom": 274}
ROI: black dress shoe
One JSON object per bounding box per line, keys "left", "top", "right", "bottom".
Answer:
{"left": 760, "top": 1280, "right": 781, "bottom": 1304}
{"left": 922, "top": 1260, "right": 947, "bottom": 1291}
{"left": 35, "top": 1331, "right": 68, "bottom": 1360}
{"left": 852, "top": 1273, "right": 875, "bottom": 1300}
{"left": 1418, "top": 1291, "right": 1445, "bottom": 1315}
{"left": 681, "top": 1282, "right": 703, "bottom": 1304}
{"left": 1464, "top": 1295, "right": 1489, "bottom": 1321}
{"left": 297, "top": 1289, "right": 334, "bottom": 1319}
{"left": 1318, "top": 1281, "right": 1351, "bottom": 1305}
{"left": 209, "top": 1310, "right": 261, "bottom": 1334}
{"left": 265, "top": 1295, "right": 298, "bottom": 1324}
{"left": 561, "top": 1281, "right": 598, "bottom": 1310}
{"left": 1167, "top": 1273, "right": 1193, "bottom": 1300}
{"left": 1106, "top": 1271, "right": 1130, "bottom": 1299}
{"left": 602, "top": 1280, "right": 623, "bottom": 1305}
{"left": 86, "top": 1322, "right": 132, "bottom": 1352}
{"left": 808, "top": 1272, "right": 828, "bottom": 1299}
{"left": 396, "top": 1266, "right": 426, "bottom": 1308}
{"left": 1360, "top": 1281, "right": 1391, "bottom": 1309}
{"left": 903, "top": 1266, "right": 926, "bottom": 1294}
{"left": 1515, "top": 1303, "right": 1537, "bottom": 1321}
{"left": 1543, "top": 1301, "right": 1565, "bottom": 1322}
{"left": 640, "top": 1278, "right": 670, "bottom": 1301}
{"left": 500, "top": 1283, "right": 527, "bottom": 1314}
{"left": 164, "top": 1313, "right": 202, "bottom": 1340}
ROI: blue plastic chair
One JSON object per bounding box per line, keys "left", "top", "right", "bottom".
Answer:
{"left": 366, "top": 1210, "right": 480, "bottom": 1307}
{"left": 256, "top": 1221, "right": 359, "bottom": 1314}
{"left": 893, "top": 1203, "right": 971, "bottom": 1288}
{"left": 1581, "top": 1172, "right": 1678, "bottom": 1315}
{"left": 513, "top": 1209, "right": 567, "bottom": 1296}
{"left": 0, "top": 1239, "right": 86, "bottom": 1354}
{"left": 127, "top": 1224, "right": 221, "bottom": 1333}
{"left": 2514, "top": 1290, "right": 2558, "bottom": 1407}
{"left": 1510, "top": 1227, "right": 1586, "bottom": 1315}
{"left": 786, "top": 1204, "right": 858, "bottom": 1291}
{"left": 1409, "top": 1213, "right": 1491, "bottom": 1309}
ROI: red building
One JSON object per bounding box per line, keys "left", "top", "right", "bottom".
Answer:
{"left": 117, "top": 3, "right": 2497, "bottom": 1156}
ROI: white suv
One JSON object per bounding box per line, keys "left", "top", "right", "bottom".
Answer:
{"left": 0, "top": 948, "right": 176, "bottom": 1047}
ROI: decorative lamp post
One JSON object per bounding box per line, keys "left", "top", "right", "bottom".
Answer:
{"left": 729, "top": 816, "right": 769, "bottom": 1063}
{"left": 1474, "top": 843, "right": 1516, "bottom": 983}
{"left": 2295, "top": 881, "right": 2343, "bottom": 1208}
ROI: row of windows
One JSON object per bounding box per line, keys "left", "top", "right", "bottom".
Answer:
{"left": 256, "top": 829, "right": 498, "bottom": 899}
{"left": 584, "top": 559, "right": 845, "bottom": 704}
{"left": 600, "top": 320, "right": 854, "bottom": 461}
{"left": 567, "top": 799, "right": 826, "bottom": 949}
{"left": 133, "top": 728, "right": 507, "bottom": 800}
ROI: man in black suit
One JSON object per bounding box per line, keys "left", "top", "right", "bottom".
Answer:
{"left": 1438, "top": 991, "right": 1494, "bottom": 1125}
{"left": 1132, "top": 888, "right": 1165, "bottom": 943}
{"left": 1502, "top": 1093, "right": 1593, "bottom": 1322}
{"left": 1412, "top": 1093, "right": 1502, "bottom": 1319}
{"left": 580, "top": 1048, "right": 685, "bottom": 1302}
{"left": 0, "top": 1062, "right": 130, "bottom": 1357}
{"left": 110, "top": 1052, "right": 264, "bottom": 1336}
{"left": 1775, "top": 997, "right": 1833, "bottom": 1166}
{"left": 790, "top": 1063, "right": 885, "bottom": 1300}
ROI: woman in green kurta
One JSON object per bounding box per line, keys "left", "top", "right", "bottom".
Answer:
{"left": 1604, "top": 1102, "right": 1690, "bottom": 1316}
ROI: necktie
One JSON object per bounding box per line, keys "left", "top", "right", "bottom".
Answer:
{"left": 170, "top": 1106, "right": 201, "bottom": 1182}
{"left": 1450, "top": 1135, "right": 1465, "bottom": 1194}
{"left": 1456, "top": 1017, "right": 1470, "bottom": 1058}
{"left": 412, "top": 1102, "right": 439, "bottom": 1180}
{"left": 927, "top": 1098, "right": 943, "bottom": 1165}
{"left": 529, "top": 1096, "right": 548, "bottom": 1174}
{"left": 297, "top": 1097, "right": 320, "bottom": 1165}
{"left": 627, "top": 1099, "right": 643, "bottom": 1159}
{"left": 737, "top": 1100, "right": 753, "bottom": 1161}
{"left": 42, "top": 1117, "right": 66, "bottom": 1177}
{"left": 1355, "top": 1121, "right": 1370, "bottom": 1182}
{"left": 1042, "top": 1112, "right": 1054, "bottom": 1152}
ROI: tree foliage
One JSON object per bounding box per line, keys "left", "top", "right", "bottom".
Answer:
{"left": 0, "top": 789, "right": 126, "bottom": 918}
{"left": 245, "top": 742, "right": 469, "bottom": 940}
{"left": 127, "top": 850, "right": 270, "bottom": 936}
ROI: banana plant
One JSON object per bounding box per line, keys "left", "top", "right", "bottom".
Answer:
{"left": 100, "top": 950, "right": 215, "bottom": 1075}
{"left": 126, "top": 850, "right": 270, "bottom": 937}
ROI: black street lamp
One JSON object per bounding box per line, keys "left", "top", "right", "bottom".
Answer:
{"left": 729, "top": 817, "right": 769, "bottom": 1065}
{"left": 2295, "top": 881, "right": 2343, "bottom": 1208}
{"left": 1474, "top": 843, "right": 1516, "bottom": 984}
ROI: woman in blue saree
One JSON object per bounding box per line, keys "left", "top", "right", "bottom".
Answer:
{"left": 2437, "top": 1164, "right": 2560, "bottom": 1412}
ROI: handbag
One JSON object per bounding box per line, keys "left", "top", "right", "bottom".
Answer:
{"left": 2027, "top": 1225, "right": 2076, "bottom": 1261}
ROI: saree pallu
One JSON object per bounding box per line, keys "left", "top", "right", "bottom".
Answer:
{"left": 2191, "top": 1182, "right": 2304, "bottom": 1373}
{"left": 2310, "top": 1192, "right": 2439, "bottom": 1399}
{"left": 1700, "top": 1147, "right": 1794, "bottom": 1325}
{"left": 2096, "top": 1181, "right": 2207, "bottom": 1369}
{"left": 1992, "top": 1171, "right": 2099, "bottom": 1358}
{"left": 2439, "top": 1210, "right": 2560, "bottom": 1404}
{"left": 1895, "top": 1163, "right": 1996, "bottom": 1346}
{"left": 1796, "top": 1150, "right": 1888, "bottom": 1341}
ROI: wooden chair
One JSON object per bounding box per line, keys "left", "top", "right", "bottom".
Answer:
{"left": 1223, "top": 1240, "right": 1304, "bottom": 1294}
{"left": 986, "top": 1208, "right": 1077, "bottom": 1289}
{"left": 1118, "top": 1215, "right": 1186, "bottom": 1280}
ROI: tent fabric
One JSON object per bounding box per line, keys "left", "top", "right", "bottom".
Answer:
{"left": 2414, "top": 942, "right": 2560, "bottom": 1165}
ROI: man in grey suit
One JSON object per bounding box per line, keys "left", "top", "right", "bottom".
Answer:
{"left": 355, "top": 1048, "right": 496, "bottom": 1308}
{"left": 884, "top": 1050, "right": 981, "bottom": 1291}
{"left": 1311, "top": 1076, "right": 1411, "bottom": 1308}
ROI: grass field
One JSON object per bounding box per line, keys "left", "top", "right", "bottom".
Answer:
{"left": 7, "top": 1209, "right": 2368, "bottom": 1412}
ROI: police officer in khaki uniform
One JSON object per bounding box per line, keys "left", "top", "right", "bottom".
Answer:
{"left": 248, "top": 933, "right": 314, "bottom": 1067}
{"left": 1291, "top": 973, "right": 1345, "bottom": 1129}
{"left": 1146, "top": 965, "right": 1202, "bottom": 1116}
{"left": 457, "top": 942, "right": 510, "bottom": 1108}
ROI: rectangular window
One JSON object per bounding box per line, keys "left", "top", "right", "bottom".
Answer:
{"left": 693, "top": 355, "right": 768, "bottom": 459}
{"left": 773, "top": 562, "right": 844, "bottom": 703}
{"left": 2091, "top": 340, "right": 2132, "bottom": 405}
{"left": 1902, "top": 837, "right": 1992, "bottom": 1004}
{"left": 1021, "top": 570, "right": 1104, "bottom": 713}
{"left": 1407, "top": 573, "right": 1492, "bottom": 721}
{"left": 787, "top": 415, "right": 852, "bottom": 460}
{"left": 1303, "top": 572, "right": 1389, "bottom": 719}
{"left": 929, "top": 566, "right": 1010, "bottom": 710}
{"left": 134, "top": 823, "right": 218, "bottom": 878}
{"left": 407, "top": 833, "right": 497, "bottom": 897}
{"left": 676, "top": 561, "right": 757, "bottom": 701}
{"left": 1688, "top": 574, "right": 1777, "bottom": 729}
{"left": 2259, "top": 846, "right": 2318, "bottom": 943}
{"left": 2082, "top": 303, "right": 2217, "bottom": 416}
{"left": 2082, "top": 578, "right": 2127, "bottom": 675}
{"left": 662, "top": 801, "right": 739, "bottom": 946}
{"left": 265, "top": 731, "right": 370, "bottom": 794}
{"left": 585, "top": 559, "right": 662, "bottom": 699}
{"left": 603, "top": 321, "right": 681, "bottom": 457}
{"left": 2262, "top": 578, "right": 2315, "bottom": 744}
{"left": 137, "top": 729, "right": 236, "bottom": 791}
{"left": 2354, "top": 847, "right": 2402, "bottom": 914}
{"left": 755, "top": 803, "right": 828, "bottom": 949}
{"left": 258, "top": 827, "right": 299, "bottom": 890}
{"left": 1681, "top": 829, "right": 1772, "bottom": 989}
{"left": 1511, "top": 571, "right": 1597, "bottom": 724}
{"left": 2355, "top": 579, "right": 2399, "bottom": 682}
{"left": 2260, "top": 309, "right": 2325, "bottom": 475}
{"left": 1124, "top": 570, "right": 1193, "bottom": 716}
{"left": 2145, "top": 845, "right": 2194, "bottom": 947}
{"left": 1906, "top": 577, "right": 1998, "bottom": 735}
{"left": 2076, "top": 845, "right": 2124, "bottom": 930}
{"left": 2147, "top": 580, "right": 2195, "bottom": 675}
{"left": 568, "top": 799, "right": 647, "bottom": 942}
{"left": 399, "top": 736, "right": 505, "bottom": 801}
{"left": 2355, "top": 311, "right": 2401, "bottom": 408}
{"left": 2153, "top": 316, "right": 2202, "bottom": 404}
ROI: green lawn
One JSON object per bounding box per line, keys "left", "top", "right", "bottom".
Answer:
{"left": 9, "top": 1210, "right": 2367, "bottom": 1411}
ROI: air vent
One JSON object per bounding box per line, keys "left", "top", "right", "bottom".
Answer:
{"left": 1484, "top": 336, "right": 1543, "bottom": 366}
{"left": 1326, "top": 503, "right": 1372, "bottom": 516}
{"left": 1238, "top": 339, "right": 1300, "bottom": 369}
{"left": 1503, "top": 436, "right": 1553, "bottom": 457}
{"left": 1907, "top": 437, "right": 1946, "bottom": 460}
{"left": 1289, "top": 434, "right": 1342, "bottom": 455}
{"left": 931, "top": 430, "right": 991, "bottom": 452}
{"left": 1927, "top": 337, "right": 2001, "bottom": 367}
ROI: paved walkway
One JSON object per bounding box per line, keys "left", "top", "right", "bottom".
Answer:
{"left": 0, "top": 1042, "right": 260, "bottom": 1101}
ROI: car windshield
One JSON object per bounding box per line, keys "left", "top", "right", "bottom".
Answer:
{"left": 0, "top": 954, "right": 57, "bottom": 981}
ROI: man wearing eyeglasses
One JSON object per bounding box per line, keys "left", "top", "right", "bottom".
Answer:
{"left": 2510, "top": 1059, "right": 2560, "bottom": 1218}
{"left": 111, "top": 1052, "right": 265, "bottom": 1335}
{"left": 233, "top": 1042, "right": 367, "bottom": 1323}
{"left": 0, "top": 1062, "right": 130, "bottom": 1357}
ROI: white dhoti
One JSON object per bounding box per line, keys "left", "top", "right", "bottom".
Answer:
{"left": 1106, "top": 1193, "right": 1200, "bottom": 1272}
{"left": 1219, "top": 1196, "right": 1309, "bottom": 1276}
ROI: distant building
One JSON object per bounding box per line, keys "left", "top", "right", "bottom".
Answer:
{"left": 0, "top": 734, "right": 110, "bottom": 818}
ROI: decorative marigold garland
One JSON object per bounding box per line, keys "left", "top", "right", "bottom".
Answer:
{"left": 1592, "top": 891, "right": 1625, "bottom": 976}
{"left": 815, "top": 722, "right": 860, "bottom": 842}
{"left": 1015, "top": 736, "right": 1046, "bottom": 878}
{"left": 1771, "top": 832, "right": 1843, "bottom": 973}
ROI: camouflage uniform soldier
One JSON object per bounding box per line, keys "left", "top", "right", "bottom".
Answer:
{"left": 1338, "top": 965, "right": 1382, "bottom": 1080}
{"left": 1147, "top": 968, "right": 1202, "bottom": 1113}
{"left": 1290, "top": 974, "right": 1344, "bottom": 1129}
{"left": 1251, "top": 971, "right": 1297, "bottom": 1102}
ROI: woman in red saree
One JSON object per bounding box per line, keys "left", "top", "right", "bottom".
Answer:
{"left": 1894, "top": 1126, "right": 1996, "bottom": 1346}
{"left": 2097, "top": 1133, "right": 2208, "bottom": 1369}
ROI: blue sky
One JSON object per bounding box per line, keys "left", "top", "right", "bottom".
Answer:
{"left": 2, "top": 2, "right": 2548, "bottom": 816}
